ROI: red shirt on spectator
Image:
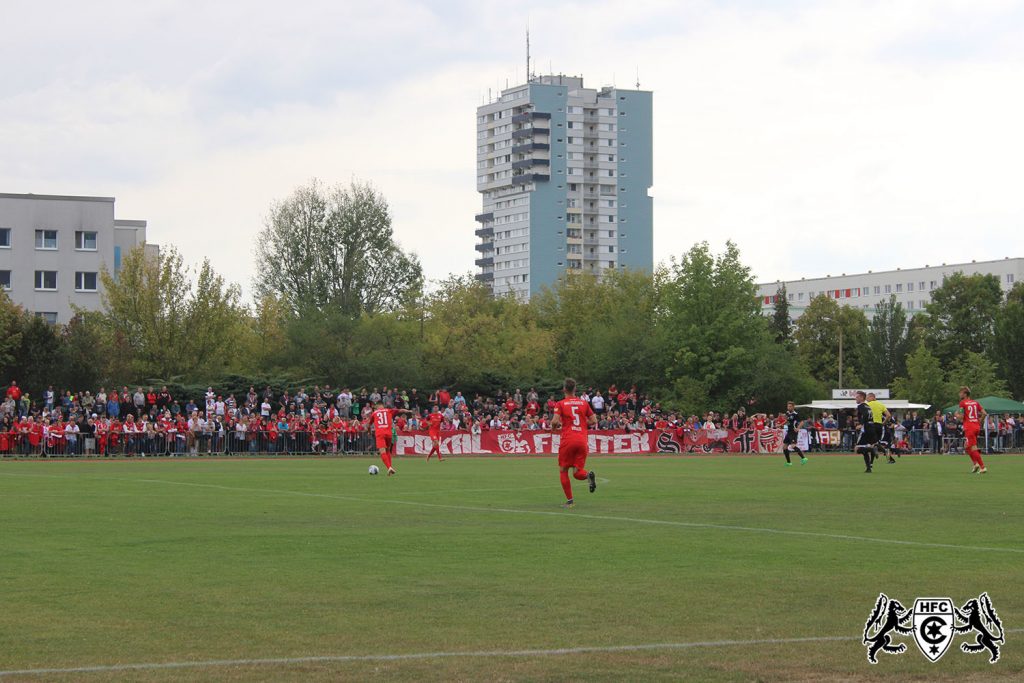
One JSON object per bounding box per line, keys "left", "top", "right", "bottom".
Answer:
{"left": 438, "top": 389, "right": 451, "bottom": 407}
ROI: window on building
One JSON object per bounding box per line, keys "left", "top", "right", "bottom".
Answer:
{"left": 607, "top": 246, "right": 615, "bottom": 253}
{"left": 929, "top": 280, "right": 937, "bottom": 290}
{"left": 788, "top": 293, "right": 794, "bottom": 301}
{"left": 35, "top": 230, "right": 58, "bottom": 250}
{"left": 75, "top": 271, "right": 98, "bottom": 292}
{"left": 907, "top": 282, "right": 914, "bottom": 292}
{"left": 895, "top": 283, "right": 903, "bottom": 292}
{"left": 34, "top": 270, "right": 57, "bottom": 290}
{"left": 0, "top": 227, "right": 10, "bottom": 248}
{"left": 1008, "top": 274, "right": 1015, "bottom": 284}
{"left": 907, "top": 301, "right": 914, "bottom": 310}
{"left": 884, "top": 284, "right": 891, "bottom": 294}
{"left": 606, "top": 215, "right": 614, "bottom": 223}
{"left": 797, "top": 292, "right": 804, "bottom": 301}
{"left": 0, "top": 270, "right": 9, "bottom": 290}
{"left": 919, "top": 281, "right": 925, "bottom": 291}
{"left": 75, "top": 230, "right": 98, "bottom": 250}
{"left": 874, "top": 286, "right": 880, "bottom": 295}
{"left": 920, "top": 300, "right": 926, "bottom": 309}
{"left": 36, "top": 312, "right": 58, "bottom": 325}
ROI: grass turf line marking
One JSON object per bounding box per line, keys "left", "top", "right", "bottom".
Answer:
{"left": 2, "top": 471, "right": 1021, "bottom": 555}
{"left": 0, "top": 634, "right": 930, "bottom": 677}
{"left": 3, "top": 630, "right": 1022, "bottom": 679}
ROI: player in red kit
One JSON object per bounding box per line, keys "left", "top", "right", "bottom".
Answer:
{"left": 550, "top": 378, "right": 598, "bottom": 508}
{"left": 371, "top": 401, "right": 412, "bottom": 475}
{"left": 958, "top": 386, "right": 987, "bottom": 474}
{"left": 425, "top": 405, "right": 445, "bottom": 462}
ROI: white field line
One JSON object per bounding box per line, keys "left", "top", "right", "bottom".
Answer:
{"left": 2, "top": 630, "right": 1021, "bottom": 678}
{"left": 0, "top": 635, "right": 906, "bottom": 678}
{"left": 2, "top": 471, "right": 1022, "bottom": 555}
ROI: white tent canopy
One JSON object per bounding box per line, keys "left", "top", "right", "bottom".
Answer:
{"left": 796, "top": 400, "right": 931, "bottom": 411}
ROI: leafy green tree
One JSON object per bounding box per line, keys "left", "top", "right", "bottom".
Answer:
{"left": 770, "top": 284, "right": 792, "bottom": 345}
{"left": 947, "top": 350, "right": 1010, "bottom": 399}
{"left": 423, "top": 274, "right": 553, "bottom": 393}
{"left": 793, "top": 295, "right": 868, "bottom": 387}
{"left": 100, "top": 245, "right": 246, "bottom": 380}
{"left": 11, "top": 314, "right": 64, "bottom": 396}
{"left": 994, "top": 282, "right": 1024, "bottom": 399}
{"left": 255, "top": 179, "right": 423, "bottom": 316}
{"left": 0, "top": 291, "right": 24, "bottom": 379}
{"left": 534, "top": 269, "right": 662, "bottom": 390}
{"left": 61, "top": 312, "right": 116, "bottom": 390}
{"left": 659, "top": 241, "right": 792, "bottom": 414}
{"left": 892, "top": 345, "right": 949, "bottom": 411}
{"left": 863, "top": 295, "right": 912, "bottom": 387}
{"left": 920, "top": 272, "right": 1002, "bottom": 365}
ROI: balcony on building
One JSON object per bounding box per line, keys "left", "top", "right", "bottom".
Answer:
{"left": 512, "top": 111, "right": 552, "bottom": 124}
{"left": 475, "top": 271, "right": 494, "bottom": 282}
{"left": 511, "top": 127, "right": 550, "bottom": 139}
{"left": 475, "top": 225, "right": 494, "bottom": 238}
{"left": 511, "top": 158, "right": 551, "bottom": 170}
{"left": 474, "top": 211, "right": 493, "bottom": 223}
{"left": 475, "top": 256, "right": 494, "bottom": 268}
{"left": 474, "top": 242, "right": 493, "bottom": 253}
{"left": 511, "top": 172, "right": 550, "bottom": 185}
{"left": 512, "top": 142, "right": 550, "bottom": 154}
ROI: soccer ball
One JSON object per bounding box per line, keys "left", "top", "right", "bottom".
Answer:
{"left": 368, "top": 465, "right": 380, "bottom": 475}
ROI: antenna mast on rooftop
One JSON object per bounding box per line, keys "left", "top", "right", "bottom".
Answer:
{"left": 526, "top": 26, "right": 531, "bottom": 82}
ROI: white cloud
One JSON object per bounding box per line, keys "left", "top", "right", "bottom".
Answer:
{"left": 1, "top": 0, "right": 1022, "bottom": 297}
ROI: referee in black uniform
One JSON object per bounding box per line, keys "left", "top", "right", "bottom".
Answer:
{"left": 854, "top": 390, "right": 878, "bottom": 473}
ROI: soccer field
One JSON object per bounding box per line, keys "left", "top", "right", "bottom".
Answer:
{"left": 1, "top": 455, "right": 1021, "bottom": 682}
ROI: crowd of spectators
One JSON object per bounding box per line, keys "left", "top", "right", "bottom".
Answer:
{"left": 2, "top": 379, "right": 1021, "bottom": 456}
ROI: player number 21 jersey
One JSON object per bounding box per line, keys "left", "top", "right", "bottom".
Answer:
{"left": 555, "top": 398, "right": 593, "bottom": 443}
{"left": 959, "top": 399, "right": 982, "bottom": 426}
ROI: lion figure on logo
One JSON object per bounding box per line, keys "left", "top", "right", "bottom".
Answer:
{"left": 952, "top": 592, "right": 1004, "bottom": 663}
{"left": 863, "top": 593, "right": 913, "bottom": 663}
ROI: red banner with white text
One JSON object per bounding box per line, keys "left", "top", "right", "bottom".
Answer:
{"left": 394, "top": 428, "right": 788, "bottom": 455}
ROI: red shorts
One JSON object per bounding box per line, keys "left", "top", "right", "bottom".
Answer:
{"left": 558, "top": 440, "right": 588, "bottom": 470}
{"left": 428, "top": 430, "right": 440, "bottom": 440}
{"left": 964, "top": 426, "right": 980, "bottom": 449}
{"left": 375, "top": 434, "right": 393, "bottom": 451}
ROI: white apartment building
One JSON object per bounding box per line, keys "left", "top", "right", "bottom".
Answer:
{"left": 475, "top": 75, "right": 653, "bottom": 299}
{"left": 757, "top": 257, "right": 1024, "bottom": 318}
{"left": 0, "top": 192, "right": 155, "bottom": 324}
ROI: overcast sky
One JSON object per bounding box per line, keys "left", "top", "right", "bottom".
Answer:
{"left": 3, "top": 0, "right": 1022, "bottom": 297}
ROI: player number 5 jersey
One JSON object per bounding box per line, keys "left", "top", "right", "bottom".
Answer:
{"left": 555, "top": 398, "right": 593, "bottom": 443}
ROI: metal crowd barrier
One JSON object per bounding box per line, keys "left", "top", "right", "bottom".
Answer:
{"left": 0, "top": 430, "right": 380, "bottom": 457}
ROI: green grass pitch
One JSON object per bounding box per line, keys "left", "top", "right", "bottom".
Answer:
{"left": 1, "top": 454, "right": 1022, "bottom": 681}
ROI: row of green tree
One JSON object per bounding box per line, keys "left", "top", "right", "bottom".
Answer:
{"left": 771, "top": 267, "right": 1023, "bottom": 408}
{"left": 2, "top": 179, "right": 1020, "bottom": 412}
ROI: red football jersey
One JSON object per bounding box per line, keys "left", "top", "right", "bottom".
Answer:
{"left": 428, "top": 413, "right": 443, "bottom": 432}
{"left": 753, "top": 418, "right": 766, "bottom": 430}
{"left": 372, "top": 408, "right": 396, "bottom": 433}
{"left": 959, "top": 399, "right": 982, "bottom": 426}
{"left": 555, "top": 397, "right": 593, "bottom": 443}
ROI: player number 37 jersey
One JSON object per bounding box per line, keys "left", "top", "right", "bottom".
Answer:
{"left": 555, "top": 398, "right": 593, "bottom": 442}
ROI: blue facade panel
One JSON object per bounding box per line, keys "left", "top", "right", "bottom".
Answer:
{"left": 527, "top": 83, "right": 570, "bottom": 297}
{"left": 614, "top": 90, "right": 653, "bottom": 273}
